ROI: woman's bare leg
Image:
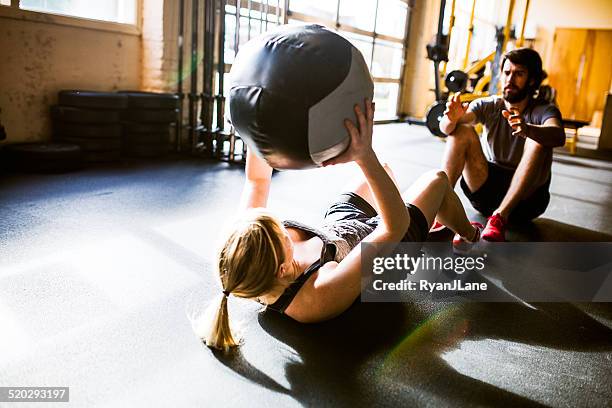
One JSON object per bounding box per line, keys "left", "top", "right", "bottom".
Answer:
{"left": 402, "top": 170, "right": 476, "bottom": 240}
{"left": 342, "top": 163, "right": 398, "bottom": 213}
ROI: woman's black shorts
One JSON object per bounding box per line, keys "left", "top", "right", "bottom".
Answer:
{"left": 323, "top": 192, "right": 429, "bottom": 242}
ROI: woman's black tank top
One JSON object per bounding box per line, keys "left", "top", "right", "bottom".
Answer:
{"left": 266, "top": 220, "right": 337, "bottom": 313}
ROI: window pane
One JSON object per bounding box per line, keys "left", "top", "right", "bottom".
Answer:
{"left": 20, "top": 0, "right": 136, "bottom": 24}
{"left": 375, "top": 0, "right": 406, "bottom": 39}
{"left": 371, "top": 41, "right": 403, "bottom": 79}
{"left": 223, "top": 15, "right": 254, "bottom": 57}
{"left": 1, "top": 0, "right": 10, "bottom": 6}
{"left": 224, "top": 13, "right": 237, "bottom": 64}
{"left": 238, "top": 16, "right": 252, "bottom": 50}
{"left": 288, "top": 18, "right": 308, "bottom": 27}
{"left": 338, "top": 0, "right": 376, "bottom": 32}
{"left": 373, "top": 82, "right": 399, "bottom": 120}
{"left": 339, "top": 31, "right": 373, "bottom": 69}
{"left": 289, "top": 0, "right": 337, "bottom": 21}
{"left": 246, "top": 15, "right": 263, "bottom": 39}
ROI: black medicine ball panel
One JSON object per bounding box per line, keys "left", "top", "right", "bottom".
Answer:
{"left": 229, "top": 25, "right": 359, "bottom": 168}
{"left": 230, "top": 86, "right": 312, "bottom": 168}
{"left": 230, "top": 25, "right": 352, "bottom": 110}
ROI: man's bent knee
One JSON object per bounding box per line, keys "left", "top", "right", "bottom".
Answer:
{"left": 449, "top": 124, "right": 479, "bottom": 141}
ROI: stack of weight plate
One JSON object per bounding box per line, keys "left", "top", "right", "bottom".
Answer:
{"left": 120, "top": 91, "right": 179, "bottom": 158}
{"left": 52, "top": 90, "right": 127, "bottom": 163}
{"left": 1, "top": 143, "right": 84, "bottom": 173}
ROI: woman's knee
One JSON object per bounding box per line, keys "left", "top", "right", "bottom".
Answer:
{"left": 402, "top": 170, "right": 450, "bottom": 226}
{"left": 421, "top": 169, "right": 450, "bottom": 191}
{"left": 432, "top": 169, "right": 449, "bottom": 184}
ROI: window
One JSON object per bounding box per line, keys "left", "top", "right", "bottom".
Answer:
{"left": 0, "top": 0, "right": 10, "bottom": 5}
{"left": 19, "top": 0, "right": 137, "bottom": 24}
{"left": 224, "top": 0, "right": 409, "bottom": 120}
{"left": 289, "top": 0, "right": 336, "bottom": 21}
{"left": 339, "top": 0, "right": 377, "bottom": 32}
{"left": 339, "top": 30, "right": 374, "bottom": 70}
{"left": 442, "top": 0, "right": 525, "bottom": 70}
{"left": 376, "top": 0, "right": 407, "bottom": 39}
{"left": 290, "top": 0, "right": 408, "bottom": 120}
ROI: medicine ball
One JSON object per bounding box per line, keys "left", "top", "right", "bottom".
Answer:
{"left": 228, "top": 24, "right": 374, "bottom": 169}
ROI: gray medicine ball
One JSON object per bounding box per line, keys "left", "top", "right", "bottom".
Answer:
{"left": 228, "top": 24, "right": 374, "bottom": 169}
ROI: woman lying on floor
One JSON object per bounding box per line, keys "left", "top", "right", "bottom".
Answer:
{"left": 202, "top": 100, "right": 483, "bottom": 350}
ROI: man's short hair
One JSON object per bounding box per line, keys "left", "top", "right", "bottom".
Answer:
{"left": 501, "top": 48, "right": 544, "bottom": 95}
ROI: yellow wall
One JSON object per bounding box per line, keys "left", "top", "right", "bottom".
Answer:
{"left": 399, "top": 0, "right": 612, "bottom": 119}
{"left": 0, "top": 12, "right": 141, "bottom": 143}
{"left": 527, "top": 0, "right": 612, "bottom": 69}
{"left": 399, "top": 0, "right": 441, "bottom": 118}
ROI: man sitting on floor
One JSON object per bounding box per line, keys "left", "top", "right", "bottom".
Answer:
{"left": 438, "top": 48, "right": 565, "bottom": 241}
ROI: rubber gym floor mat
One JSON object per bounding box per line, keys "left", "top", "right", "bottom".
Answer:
{"left": 0, "top": 125, "right": 610, "bottom": 407}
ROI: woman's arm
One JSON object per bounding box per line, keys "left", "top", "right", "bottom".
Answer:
{"left": 240, "top": 148, "right": 274, "bottom": 210}
{"left": 287, "top": 101, "right": 410, "bottom": 322}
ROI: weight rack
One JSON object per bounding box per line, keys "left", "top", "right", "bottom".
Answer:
{"left": 177, "top": 0, "right": 286, "bottom": 163}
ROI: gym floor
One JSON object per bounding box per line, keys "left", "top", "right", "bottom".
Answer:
{"left": 1, "top": 123, "right": 611, "bottom": 407}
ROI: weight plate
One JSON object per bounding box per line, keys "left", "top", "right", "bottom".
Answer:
{"left": 445, "top": 70, "right": 468, "bottom": 93}
{"left": 425, "top": 101, "right": 447, "bottom": 138}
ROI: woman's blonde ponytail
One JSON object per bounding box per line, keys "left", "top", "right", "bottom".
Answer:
{"left": 198, "top": 209, "right": 286, "bottom": 349}
{"left": 193, "top": 292, "right": 239, "bottom": 351}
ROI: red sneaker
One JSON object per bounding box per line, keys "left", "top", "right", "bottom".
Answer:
{"left": 453, "top": 222, "right": 484, "bottom": 255}
{"left": 482, "top": 213, "right": 506, "bottom": 242}
{"left": 429, "top": 220, "right": 446, "bottom": 233}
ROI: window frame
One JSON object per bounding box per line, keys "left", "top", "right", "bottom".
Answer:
{"left": 0, "top": 0, "right": 142, "bottom": 36}
{"left": 222, "top": 0, "right": 410, "bottom": 121}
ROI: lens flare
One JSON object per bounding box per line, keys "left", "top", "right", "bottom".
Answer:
{"left": 376, "top": 304, "right": 470, "bottom": 375}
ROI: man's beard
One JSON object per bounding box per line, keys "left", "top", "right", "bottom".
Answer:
{"left": 503, "top": 85, "right": 530, "bottom": 103}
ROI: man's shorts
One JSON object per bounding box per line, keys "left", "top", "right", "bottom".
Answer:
{"left": 460, "top": 161, "right": 551, "bottom": 222}
{"left": 323, "top": 192, "right": 429, "bottom": 242}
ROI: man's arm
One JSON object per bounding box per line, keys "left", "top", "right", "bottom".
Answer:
{"left": 440, "top": 94, "right": 479, "bottom": 135}
{"left": 526, "top": 117, "right": 566, "bottom": 147}
{"left": 503, "top": 109, "right": 565, "bottom": 148}
{"left": 440, "top": 111, "right": 478, "bottom": 135}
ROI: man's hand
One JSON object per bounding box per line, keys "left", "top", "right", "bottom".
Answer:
{"left": 443, "top": 93, "right": 469, "bottom": 124}
{"left": 502, "top": 108, "right": 528, "bottom": 139}
{"left": 323, "top": 99, "right": 375, "bottom": 166}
